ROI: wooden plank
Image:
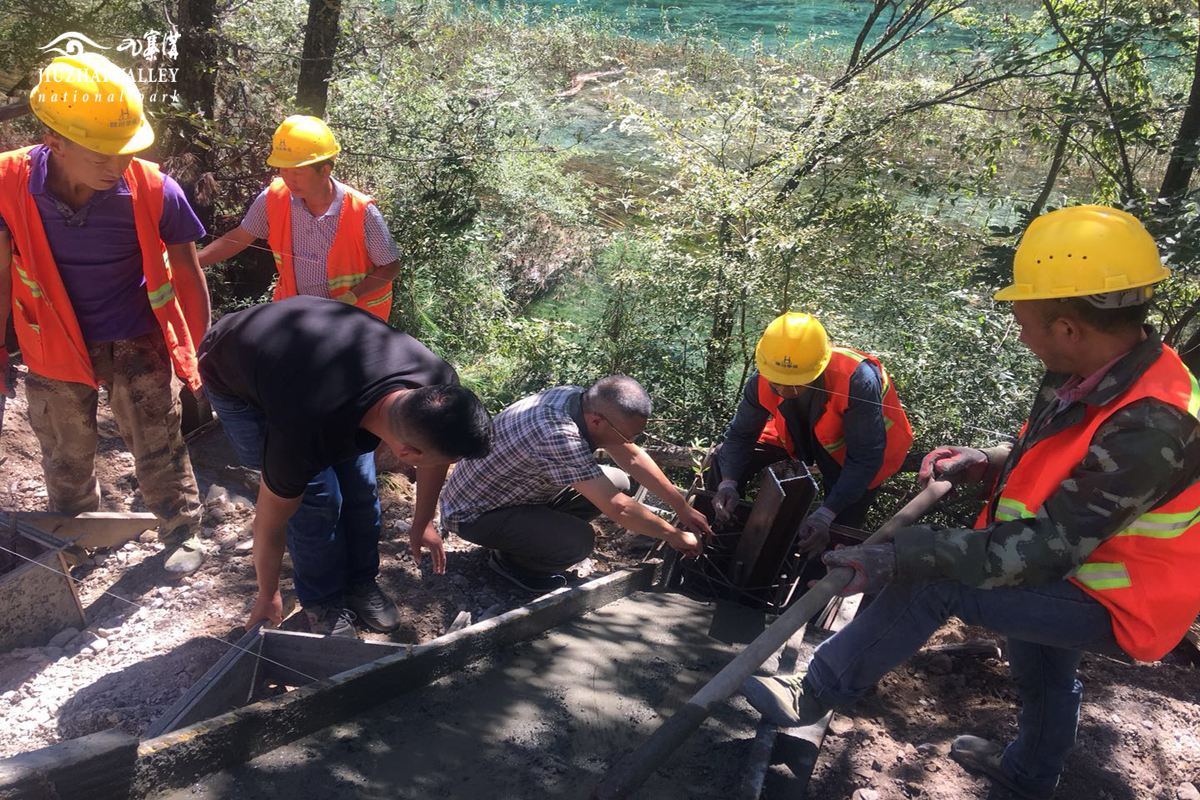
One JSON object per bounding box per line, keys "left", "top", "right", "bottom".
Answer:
{"left": 17, "top": 512, "right": 157, "bottom": 550}
{"left": 143, "top": 625, "right": 265, "bottom": 739}
{"left": 260, "top": 630, "right": 409, "bottom": 686}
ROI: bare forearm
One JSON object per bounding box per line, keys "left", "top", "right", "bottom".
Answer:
{"left": 252, "top": 518, "right": 287, "bottom": 596}
{"left": 167, "top": 243, "right": 212, "bottom": 344}
{"left": 198, "top": 227, "right": 254, "bottom": 267}
{"left": 610, "top": 496, "right": 677, "bottom": 542}
{"left": 355, "top": 260, "right": 401, "bottom": 296}
{"left": 612, "top": 444, "right": 688, "bottom": 515}
{"left": 412, "top": 463, "right": 449, "bottom": 530}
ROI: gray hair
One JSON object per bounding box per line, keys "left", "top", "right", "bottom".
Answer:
{"left": 582, "top": 375, "right": 651, "bottom": 420}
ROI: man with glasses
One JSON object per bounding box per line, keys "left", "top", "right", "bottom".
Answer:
{"left": 440, "top": 375, "right": 710, "bottom": 592}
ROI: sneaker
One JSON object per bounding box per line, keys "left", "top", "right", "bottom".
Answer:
{"left": 304, "top": 604, "right": 358, "bottom": 638}
{"left": 950, "top": 735, "right": 1054, "bottom": 800}
{"left": 740, "top": 672, "right": 831, "bottom": 727}
{"left": 487, "top": 550, "right": 568, "bottom": 593}
{"left": 345, "top": 579, "right": 401, "bottom": 633}
{"left": 163, "top": 536, "right": 205, "bottom": 575}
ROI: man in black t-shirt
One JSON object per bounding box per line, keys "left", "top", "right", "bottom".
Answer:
{"left": 198, "top": 297, "right": 491, "bottom": 636}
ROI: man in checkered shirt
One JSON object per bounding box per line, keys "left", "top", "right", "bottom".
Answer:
{"left": 440, "top": 375, "right": 710, "bottom": 592}
{"left": 199, "top": 116, "right": 401, "bottom": 320}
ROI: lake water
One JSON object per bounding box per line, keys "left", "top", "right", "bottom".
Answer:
{"left": 487, "top": 0, "right": 976, "bottom": 49}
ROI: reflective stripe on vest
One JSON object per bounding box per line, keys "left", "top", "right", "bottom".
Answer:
{"left": 977, "top": 343, "right": 1200, "bottom": 661}
{"left": 264, "top": 178, "right": 393, "bottom": 322}
{"left": 755, "top": 347, "right": 914, "bottom": 489}
{"left": 0, "top": 146, "right": 202, "bottom": 390}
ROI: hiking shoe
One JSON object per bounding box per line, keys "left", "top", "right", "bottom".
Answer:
{"left": 740, "top": 672, "right": 831, "bottom": 728}
{"left": 950, "top": 735, "right": 1054, "bottom": 800}
{"left": 163, "top": 536, "right": 205, "bottom": 575}
{"left": 487, "top": 550, "right": 567, "bottom": 593}
{"left": 345, "top": 579, "right": 401, "bottom": 633}
{"left": 304, "top": 604, "right": 358, "bottom": 638}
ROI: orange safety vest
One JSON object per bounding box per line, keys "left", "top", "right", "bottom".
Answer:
{"left": 0, "top": 146, "right": 201, "bottom": 390}
{"left": 756, "top": 347, "right": 914, "bottom": 488}
{"left": 264, "top": 178, "right": 393, "bottom": 321}
{"left": 976, "top": 344, "right": 1200, "bottom": 662}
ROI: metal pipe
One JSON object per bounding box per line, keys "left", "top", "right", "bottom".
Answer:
{"left": 590, "top": 478, "right": 954, "bottom": 800}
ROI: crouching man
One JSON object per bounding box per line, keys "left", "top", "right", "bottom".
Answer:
{"left": 198, "top": 296, "right": 491, "bottom": 636}
{"left": 439, "top": 376, "right": 710, "bottom": 592}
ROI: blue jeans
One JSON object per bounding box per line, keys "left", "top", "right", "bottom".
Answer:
{"left": 806, "top": 578, "right": 1120, "bottom": 796}
{"left": 206, "top": 389, "right": 382, "bottom": 606}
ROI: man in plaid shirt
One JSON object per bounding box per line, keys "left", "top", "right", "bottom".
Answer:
{"left": 440, "top": 376, "right": 710, "bottom": 592}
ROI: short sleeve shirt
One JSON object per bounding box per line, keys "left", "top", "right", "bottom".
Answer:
{"left": 0, "top": 145, "right": 206, "bottom": 342}
{"left": 439, "top": 386, "right": 604, "bottom": 530}
{"left": 197, "top": 296, "right": 457, "bottom": 497}
{"left": 241, "top": 179, "right": 400, "bottom": 297}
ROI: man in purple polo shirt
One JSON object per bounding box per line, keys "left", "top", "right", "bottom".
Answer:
{"left": 0, "top": 53, "right": 212, "bottom": 574}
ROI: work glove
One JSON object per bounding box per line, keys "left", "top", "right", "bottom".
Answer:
{"left": 796, "top": 505, "right": 836, "bottom": 557}
{"left": 335, "top": 290, "right": 358, "bottom": 305}
{"left": 822, "top": 543, "right": 896, "bottom": 596}
{"left": 0, "top": 350, "right": 13, "bottom": 398}
{"left": 712, "top": 480, "right": 740, "bottom": 526}
{"left": 918, "top": 446, "right": 988, "bottom": 487}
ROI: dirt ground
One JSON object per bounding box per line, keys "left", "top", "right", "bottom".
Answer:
{"left": 804, "top": 618, "right": 1200, "bottom": 800}
{"left": 0, "top": 363, "right": 647, "bottom": 760}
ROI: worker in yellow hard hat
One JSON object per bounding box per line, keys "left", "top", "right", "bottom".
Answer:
{"left": 198, "top": 115, "right": 402, "bottom": 322}
{"left": 708, "top": 312, "right": 913, "bottom": 554}
{"left": 741, "top": 206, "right": 1200, "bottom": 799}
{"left": 0, "top": 52, "right": 212, "bottom": 574}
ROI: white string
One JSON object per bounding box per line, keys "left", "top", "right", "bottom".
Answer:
{"left": 0, "top": 539, "right": 321, "bottom": 685}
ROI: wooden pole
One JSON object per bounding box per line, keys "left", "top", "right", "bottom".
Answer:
{"left": 590, "top": 478, "right": 954, "bottom": 799}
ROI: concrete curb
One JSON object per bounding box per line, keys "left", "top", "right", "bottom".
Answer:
{"left": 0, "top": 730, "right": 138, "bottom": 800}
{"left": 133, "top": 564, "right": 656, "bottom": 797}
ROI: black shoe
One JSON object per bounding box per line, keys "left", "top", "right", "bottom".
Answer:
{"left": 304, "top": 604, "right": 358, "bottom": 637}
{"left": 950, "top": 735, "right": 1054, "bottom": 800}
{"left": 345, "top": 579, "right": 401, "bottom": 633}
{"left": 487, "top": 550, "right": 568, "bottom": 593}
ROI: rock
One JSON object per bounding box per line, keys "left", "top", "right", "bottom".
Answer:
{"left": 234, "top": 538, "right": 254, "bottom": 554}
{"left": 1178, "top": 783, "right": 1200, "bottom": 800}
{"left": 204, "top": 484, "right": 230, "bottom": 505}
{"left": 447, "top": 610, "right": 473, "bottom": 633}
{"left": 192, "top": 579, "right": 213, "bottom": 591}
{"left": 207, "top": 504, "right": 232, "bottom": 524}
{"left": 138, "top": 530, "right": 157, "bottom": 544}
{"left": 828, "top": 716, "right": 855, "bottom": 736}
{"left": 477, "top": 603, "right": 505, "bottom": 622}
{"left": 96, "top": 626, "right": 121, "bottom": 639}
{"left": 852, "top": 790, "right": 880, "bottom": 800}
{"left": 48, "top": 627, "right": 80, "bottom": 649}
{"left": 91, "top": 552, "right": 109, "bottom": 567}
{"left": 1, "top": 691, "right": 16, "bottom": 704}
{"left": 925, "top": 653, "right": 953, "bottom": 675}
{"left": 41, "top": 646, "right": 63, "bottom": 660}
{"left": 389, "top": 519, "right": 411, "bottom": 536}
{"left": 90, "top": 637, "right": 109, "bottom": 653}
{"left": 916, "top": 742, "right": 939, "bottom": 757}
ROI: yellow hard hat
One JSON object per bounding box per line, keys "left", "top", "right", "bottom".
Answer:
{"left": 755, "top": 312, "right": 832, "bottom": 386}
{"left": 30, "top": 53, "right": 154, "bottom": 155}
{"left": 267, "top": 115, "right": 340, "bottom": 168}
{"left": 995, "top": 205, "right": 1169, "bottom": 302}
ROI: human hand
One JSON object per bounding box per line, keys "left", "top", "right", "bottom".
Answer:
{"left": 822, "top": 543, "right": 896, "bottom": 596}
{"left": 712, "top": 481, "right": 740, "bottom": 526}
{"left": 335, "top": 290, "right": 358, "bottom": 305}
{"left": 677, "top": 503, "right": 714, "bottom": 542}
{"left": 409, "top": 520, "right": 447, "bottom": 575}
{"left": 668, "top": 528, "right": 703, "bottom": 558}
{"left": 796, "top": 505, "right": 836, "bottom": 557}
{"left": 918, "top": 446, "right": 988, "bottom": 487}
{"left": 246, "top": 588, "right": 283, "bottom": 630}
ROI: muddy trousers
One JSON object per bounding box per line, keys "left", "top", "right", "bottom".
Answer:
{"left": 455, "top": 465, "right": 632, "bottom": 574}
{"left": 804, "top": 579, "right": 1122, "bottom": 797}
{"left": 206, "top": 389, "right": 381, "bottom": 607}
{"left": 25, "top": 333, "right": 202, "bottom": 539}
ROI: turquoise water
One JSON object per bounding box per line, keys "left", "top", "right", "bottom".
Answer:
{"left": 489, "top": 0, "right": 976, "bottom": 48}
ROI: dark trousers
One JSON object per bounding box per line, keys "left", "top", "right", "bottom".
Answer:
{"left": 704, "top": 441, "right": 877, "bottom": 527}
{"left": 207, "top": 389, "right": 381, "bottom": 606}
{"left": 456, "top": 465, "right": 631, "bottom": 574}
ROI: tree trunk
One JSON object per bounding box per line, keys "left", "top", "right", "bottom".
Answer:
{"left": 1158, "top": 19, "right": 1200, "bottom": 204}
{"left": 296, "top": 0, "right": 343, "bottom": 117}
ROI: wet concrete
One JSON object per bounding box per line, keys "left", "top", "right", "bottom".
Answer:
{"left": 155, "top": 591, "right": 760, "bottom": 799}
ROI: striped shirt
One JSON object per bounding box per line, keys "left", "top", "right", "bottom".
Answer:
{"left": 440, "top": 386, "right": 604, "bottom": 531}
{"left": 242, "top": 179, "right": 400, "bottom": 297}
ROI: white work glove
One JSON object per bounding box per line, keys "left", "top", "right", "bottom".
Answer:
{"left": 796, "top": 505, "right": 836, "bottom": 557}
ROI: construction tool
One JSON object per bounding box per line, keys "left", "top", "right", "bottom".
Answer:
{"left": 591, "top": 477, "right": 954, "bottom": 799}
